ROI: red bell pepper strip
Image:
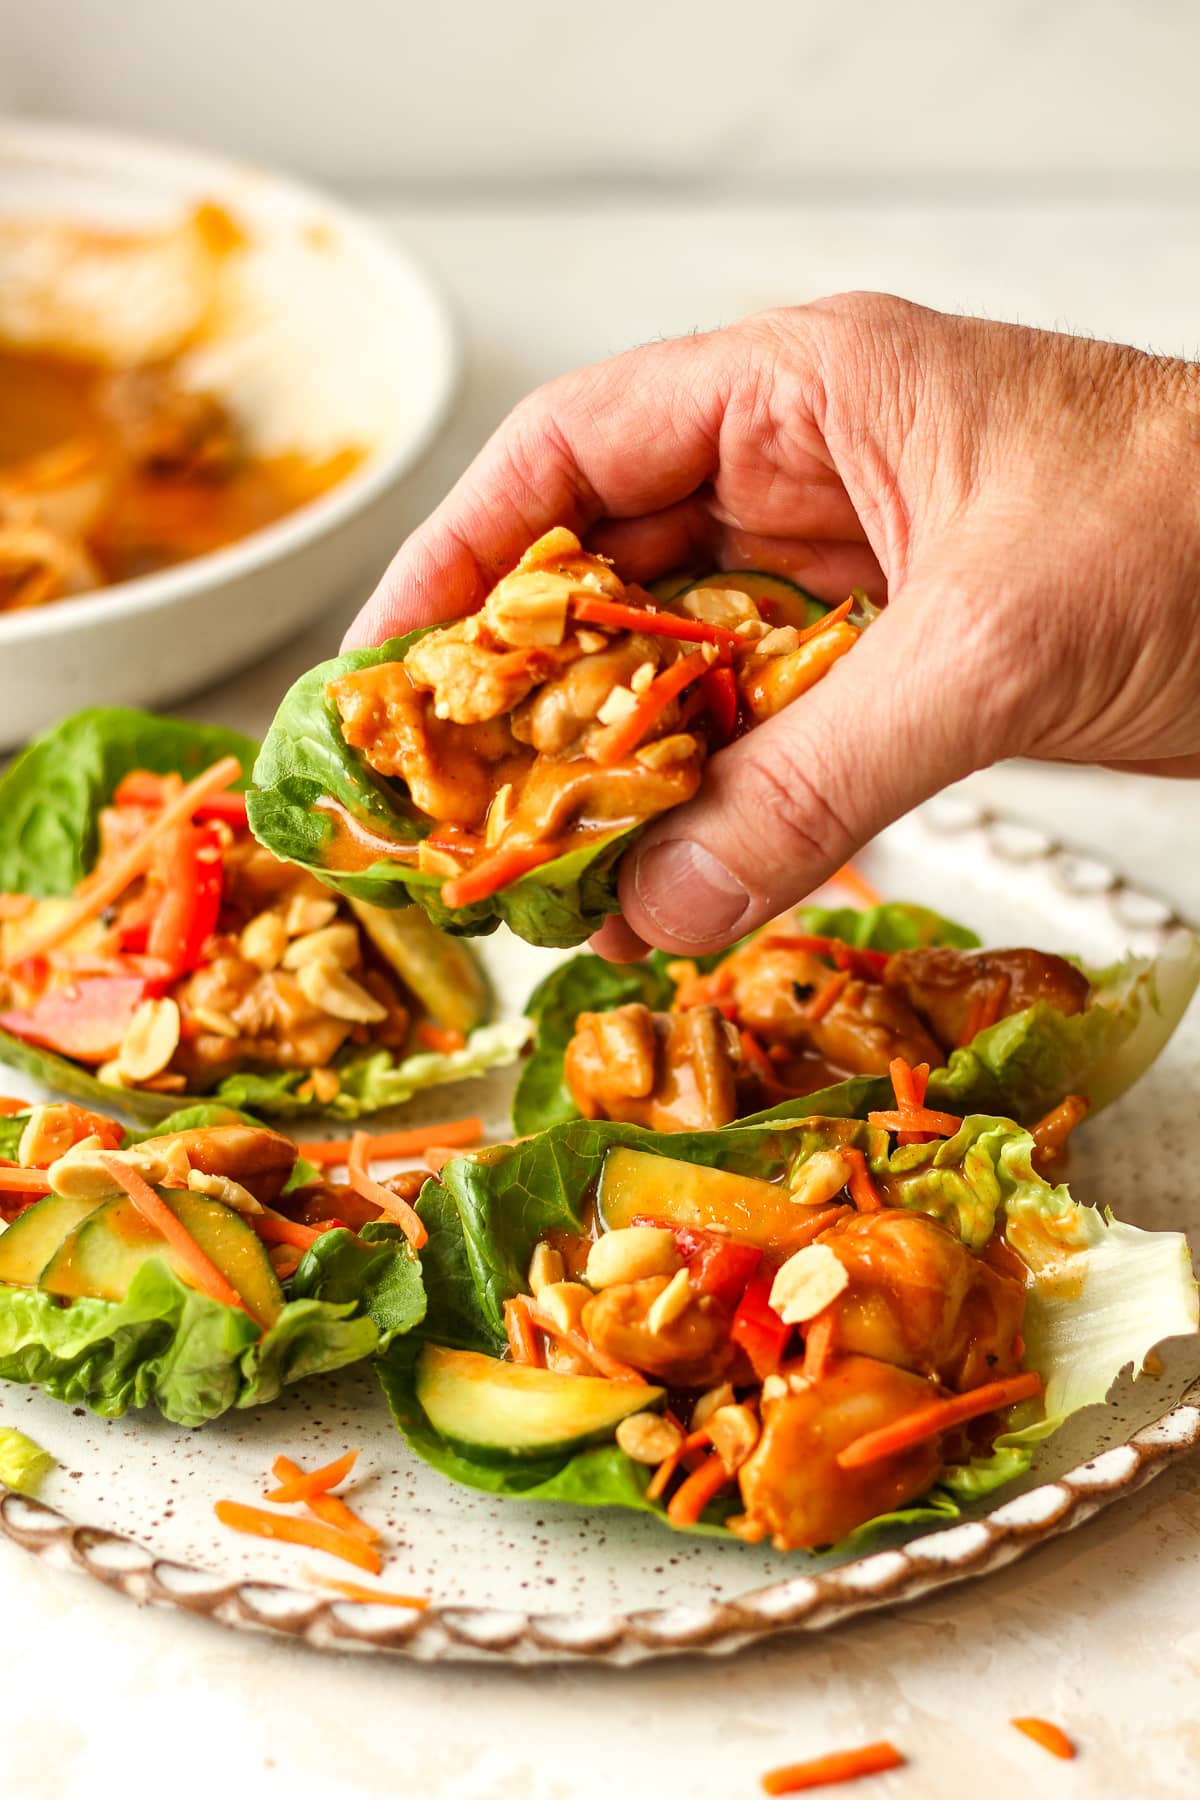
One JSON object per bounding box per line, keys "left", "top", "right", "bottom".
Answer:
{"left": 671, "top": 1227, "right": 762, "bottom": 1308}
{"left": 699, "top": 663, "right": 739, "bottom": 743}
{"left": 731, "top": 1268, "right": 792, "bottom": 1378}
{"left": 114, "top": 770, "right": 248, "bottom": 829}
{"left": 146, "top": 823, "right": 224, "bottom": 976}
{"left": 0, "top": 976, "right": 148, "bottom": 1062}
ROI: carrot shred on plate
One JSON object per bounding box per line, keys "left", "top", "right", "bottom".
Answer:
{"left": 1010, "top": 1717, "right": 1076, "bottom": 1760}
{"left": 806, "top": 970, "right": 850, "bottom": 1023}
{"left": 346, "top": 1131, "right": 427, "bottom": 1249}
{"left": 440, "top": 842, "right": 559, "bottom": 911}
{"left": 590, "top": 646, "right": 714, "bottom": 766}
{"left": 837, "top": 1370, "right": 1044, "bottom": 1470}
{"left": 214, "top": 1499, "right": 381, "bottom": 1575}
{"left": 300, "top": 1119, "right": 483, "bottom": 1167}
{"left": 665, "top": 1451, "right": 733, "bottom": 1526}
{"left": 9, "top": 755, "right": 242, "bottom": 963}
{"left": 525, "top": 1301, "right": 645, "bottom": 1384}
{"left": 504, "top": 1296, "right": 542, "bottom": 1367}
{"left": 98, "top": 1154, "right": 260, "bottom": 1323}
{"left": 306, "top": 1491, "right": 381, "bottom": 1545}
{"left": 867, "top": 1106, "right": 964, "bottom": 1139}
{"left": 267, "top": 1450, "right": 357, "bottom": 1504}
{"left": 0, "top": 1167, "right": 51, "bottom": 1193}
{"left": 761, "top": 1740, "right": 905, "bottom": 1793}
{"left": 306, "top": 1572, "right": 428, "bottom": 1610}
{"left": 842, "top": 1148, "right": 882, "bottom": 1212}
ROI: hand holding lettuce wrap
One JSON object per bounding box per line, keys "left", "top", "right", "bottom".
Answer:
{"left": 248, "top": 534, "right": 868, "bottom": 948}
{"left": 381, "top": 1085, "right": 1198, "bottom": 1551}
{"left": 0, "top": 707, "right": 527, "bottom": 1122}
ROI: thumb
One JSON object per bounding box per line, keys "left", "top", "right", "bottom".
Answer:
{"left": 617, "top": 594, "right": 1008, "bottom": 953}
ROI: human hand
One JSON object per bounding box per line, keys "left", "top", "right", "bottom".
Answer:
{"left": 344, "top": 294, "right": 1200, "bottom": 958}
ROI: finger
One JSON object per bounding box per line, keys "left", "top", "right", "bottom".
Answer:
{"left": 589, "top": 916, "right": 651, "bottom": 962}
{"left": 616, "top": 594, "right": 1008, "bottom": 953}
{"left": 1099, "top": 754, "right": 1200, "bottom": 779}
{"left": 342, "top": 331, "right": 737, "bottom": 648}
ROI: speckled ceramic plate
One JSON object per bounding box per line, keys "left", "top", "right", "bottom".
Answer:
{"left": 1, "top": 799, "right": 1198, "bottom": 1664}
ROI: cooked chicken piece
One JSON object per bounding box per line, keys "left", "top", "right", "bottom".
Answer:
{"left": 403, "top": 619, "right": 573, "bottom": 726}
{"left": 884, "top": 947, "right": 1091, "bottom": 1050}
{"left": 328, "top": 660, "right": 516, "bottom": 828}
{"left": 817, "top": 1210, "right": 1026, "bottom": 1391}
{"left": 715, "top": 941, "right": 943, "bottom": 1075}
{"left": 504, "top": 746, "right": 703, "bottom": 842}
{"left": 565, "top": 1002, "right": 741, "bottom": 1131}
{"left": 173, "top": 951, "right": 353, "bottom": 1079}
{"left": 737, "top": 1354, "right": 945, "bottom": 1550}
{"left": 511, "top": 635, "right": 661, "bottom": 754}
{"left": 102, "top": 364, "right": 240, "bottom": 479}
{"left": 582, "top": 1274, "right": 736, "bottom": 1388}
{"left": 148, "top": 1124, "right": 297, "bottom": 1203}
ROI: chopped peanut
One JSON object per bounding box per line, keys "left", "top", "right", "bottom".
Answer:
{"left": 585, "top": 1226, "right": 683, "bottom": 1289}
{"left": 769, "top": 1242, "right": 849, "bottom": 1324}
{"left": 118, "top": 997, "right": 181, "bottom": 1082}
{"left": 282, "top": 922, "right": 360, "bottom": 971}
{"left": 615, "top": 1411, "right": 684, "bottom": 1464}
{"left": 528, "top": 1241, "right": 565, "bottom": 1296}
{"left": 646, "top": 1266, "right": 694, "bottom": 1334}
{"left": 239, "top": 910, "right": 289, "bottom": 971}
{"left": 296, "top": 959, "right": 388, "bottom": 1024}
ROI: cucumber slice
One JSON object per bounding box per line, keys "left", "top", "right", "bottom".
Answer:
{"left": 597, "top": 1145, "right": 806, "bottom": 1249}
{"left": 0, "top": 1193, "right": 104, "bottom": 1287}
{"left": 680, "top": 570, "right": 827, "bottom": 629}
{"left": 646, "top": 572, "right": 695, "bottom": 603}
{"left": 415, "top": 1344, "right": 663, "bottom": 1463}
{"left": 40, "top": 1190, "right": 284, "bottom": 1323}
{"left": 348, "top": 899, "right": 490, "bottom": 1035}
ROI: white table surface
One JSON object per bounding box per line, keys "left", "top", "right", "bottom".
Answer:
{"left": 4, "top": 200, "right": 1200, "bottom": 1799}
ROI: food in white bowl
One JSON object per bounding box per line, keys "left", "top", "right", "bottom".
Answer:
{"left": 0, "top": 121, "right": 458, "bottom": 743}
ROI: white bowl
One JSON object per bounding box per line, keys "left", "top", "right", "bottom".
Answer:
{"left": 0, "top": 120, "right": 458, "bottom": 745}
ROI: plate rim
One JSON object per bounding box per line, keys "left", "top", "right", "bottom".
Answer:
{"left": 1, "top": 797, "right": 1196, "bottom": 1665}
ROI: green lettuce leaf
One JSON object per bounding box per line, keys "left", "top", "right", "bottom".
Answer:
{"left": 0, "top": 705, "right": 516, "bottom": 1121}
{"left": 378, "top": 1101, "right": 1196, "bottom": 1546}
{"left": 0, "top": 1425, "right": 55, "bottom": 1494}
{"left": 248, "top": 636, "right": 642, "bottom": 948}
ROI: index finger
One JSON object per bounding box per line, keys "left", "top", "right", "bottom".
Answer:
{"left": 341, "top": 330, "right": 736, "bottom": 648}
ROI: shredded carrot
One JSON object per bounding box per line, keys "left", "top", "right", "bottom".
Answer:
{"left": 572, "top": 593, "right": 739, "bottom": 649}
{"left": 0, "top": 1098, "right": 31, "bottom": 1115}
{"left": 300, "top": 1119, "right": 483, "bottom": 1167}
{"left": 1011, "top": 1718, "right": 1076, "bottom": 1760}
{"left": 97, "top": 1154, "right": 260, "bottom": 1323}
{"left": 645, "top": 1445, "right": 686, "bottom": 1502}
{"left": 837, "top": 1370, "right": 1044, "bottom": 1470}
{"left": 761, "top": 1741, "right": 905, "bottom": 1793}
{"left": 806, "top": 970, "right": 850, "bottom": 1022}
{"left": 666, "top": 1451, "right": 733, "bottom": 1526}
{"left": 740, "top": 1029, "right": 782, "bottom": 1091}
{"left": 788, "top": 1203, "right": 854, "bottom": 1249}
{"left": 802, "top": 1310, "right": 836, "bottom": 1381}
{"left": 831, "top": 860, "right": 883, "bottom": 909}
{"left": 888, "top": 1057, "right": 932, "bottom": 1145}
{"left": 347, "top": 1131, "right": 427, "bottom": 1249}
{"left": 252, "top": 1212, "right": 329, "bottom": 1250}
{"left": 306, "top": 1573, "right": 428, "bottom": 1610}
{"left": 214, "top": 1499, "right": 381, "bottom": 1575}
{"left": 440, "top": 842, "right": 558, "bottom": 911}
{"left": 796, "top": 596, "right": 855, "bottom": 646}
{"left": 959, "top": 973, "right": 1011, "bottom": 1046}
{"left": 504, "top": 1295, "right": 542, "bottom": 1367}
{"left": 306, "top": 1492, "right": 381, "bottom": 1545}
{"left": 525, "top": 1301, "right": 645, "bottom": 1384}
{"left": 9, "top": 755, "right": 242, "bottom": 963}
{"left": 415, "top": 1022, "right": 467, "bottom": 1054}
{"left": 842, "top": 1148, "right": 882, "bottom": 1211}
{"left": 423, "top": 1145, "right": 464, "bottom": 1175}
{"left": 868, "top": 1107, "right": 964, "bottom": 1138}
{"left": 267, "top": 1451, "right": 358, "bottom": 1504}
{"left": 0, "top": 1167, "right": 51, "bottom": 1193}
{"left": 590, "top": 647, "right": 714, "bottom": 767}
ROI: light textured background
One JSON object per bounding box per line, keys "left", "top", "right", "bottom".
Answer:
{"left": 3, "top": 8, "right": 1200, "bottom": 1795}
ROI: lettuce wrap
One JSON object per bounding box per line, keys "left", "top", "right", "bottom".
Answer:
{"left": 0, "top": 707, "right": 525, "bottom": 1122}
{"left": 514, "top": 900, "right": 1200, "bottom": 1134}
{"left": 0, "top": 1104, "right": 426, "bottom": 1426}
{"left": 248, "top": 633, "right": 641, "bottom": 949}
{"left": 378, "top": 1095, "right": 1197, "bottom": 1545}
